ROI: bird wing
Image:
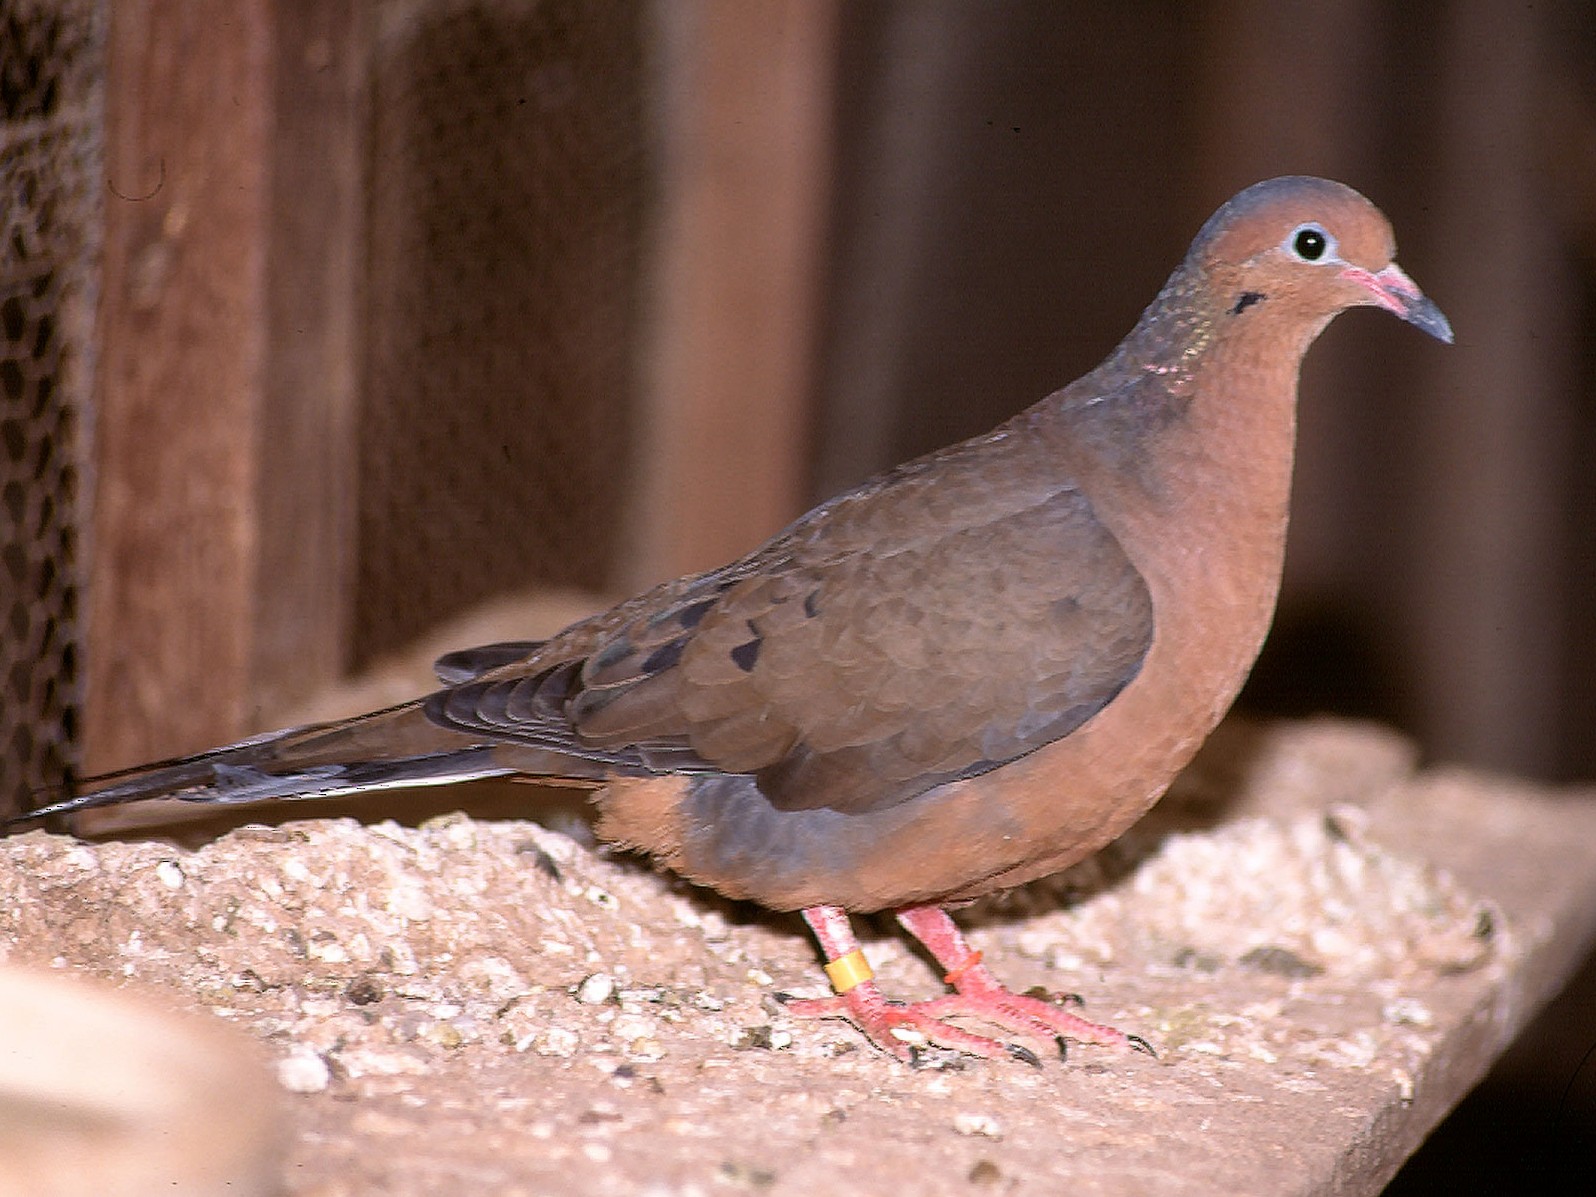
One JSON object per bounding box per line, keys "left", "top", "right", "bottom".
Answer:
{"left": 428, "top": 434, "right": 1154, "bottom": 815}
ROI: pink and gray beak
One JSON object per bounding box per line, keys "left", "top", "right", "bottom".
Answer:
{"left": 1341, "top": 262, "right": 1453, "bottom": 343}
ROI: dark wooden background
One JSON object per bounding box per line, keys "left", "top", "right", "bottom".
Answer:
{"left": 76, "top": 0, "right": 1596, "bottom": 787}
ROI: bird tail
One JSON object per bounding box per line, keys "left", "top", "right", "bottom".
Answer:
{"left": 8, "top": 699, "right": 519, "bottom": 828}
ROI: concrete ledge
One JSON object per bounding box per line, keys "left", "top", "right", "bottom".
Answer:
{"left": 2, "top": 718, "right": 1593, "bottom": 1195}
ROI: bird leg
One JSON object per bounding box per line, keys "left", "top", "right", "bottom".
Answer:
{"left": 780, "top": 904, "right": 1145, "bottom": 1064}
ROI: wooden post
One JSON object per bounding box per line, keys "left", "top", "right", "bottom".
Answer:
{"left": 87, "top": 1, "right": 273, "bottom": 771}
{"left": 625, "top": 0, "right": 838, "bottom": 588}
{"left": 85, "top": 1, "right": 363, "bottom": 773}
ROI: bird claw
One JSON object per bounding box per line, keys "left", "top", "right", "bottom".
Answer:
{"left": 1023, "top": 985, "right": 1085, "bottom": 1009}
{"left": 1004, "top": 1041, "right": 1044, "bottom": 1068}
{"left": 779, "top": 979, "right": 1145, "bottom": 1066}
{"left": 1127, "top": 1033, "right": 1158, "bottom": 1058}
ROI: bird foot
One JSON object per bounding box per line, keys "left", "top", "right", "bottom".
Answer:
{"left": 788, "top": 905, "right": 1154, "bottom": 1065}
{"left": 777, "top": 975, "right": 1145, "bottom": 1066}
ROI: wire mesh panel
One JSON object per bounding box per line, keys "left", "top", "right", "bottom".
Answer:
{"left": 356, "top": 0, "right": 647, "bottom": 666}
{"left": 0, "top": 0, "right": 103, "bottom": 816}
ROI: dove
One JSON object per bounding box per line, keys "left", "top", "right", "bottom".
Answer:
{"left": 13, "top": 177, "right": 1451, "bottom": 1063}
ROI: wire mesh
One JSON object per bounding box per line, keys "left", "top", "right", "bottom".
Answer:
{"left": 356, "top": 0, "right": 648, "bottom": 666}
{"left": 0, "top": 0, "right": 102, "bottom": 816}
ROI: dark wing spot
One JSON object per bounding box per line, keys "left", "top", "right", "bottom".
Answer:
{"left": 676, "top": 598, "right": 717, "bottom": 629}
{"left": 730, "top": 638, "right": 762, "bottom": 673}
{"left": 1230, "top": 290, "right": 1265, "bottom": 316}
{"left": 641, "top": 639, "right": 686, "bottom": 676}
{"left": 591, "top": 638, "right": 633, "bottom": 671}
{"left": 802, "top": 590, "right": 821, "bottom": 619}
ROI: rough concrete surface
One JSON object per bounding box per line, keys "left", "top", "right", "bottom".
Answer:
{"left": 3, "top": 718, "right": 1595, "bottom": 1196}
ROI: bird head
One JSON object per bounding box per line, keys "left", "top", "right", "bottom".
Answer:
{"left": 1190, "top": 176, "right": 1453, "bottom": 345}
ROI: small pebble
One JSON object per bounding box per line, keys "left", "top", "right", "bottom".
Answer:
{"left": 717, "top": 1161, "right": 776, "bottom": 1189}
{"left": 277, "top": 1049, "right": 331, "bottom": 1094}
{"left": 154, "top": 860, "right": 184, "bottom": 890}
{"left": 280, "top": 857, "right": 312, "bottom": 883}
{"left": 578, "top": 973, "right": 616, "bottom": 1005}
{"left": 539, "top": 1027, "right": 580, "bottom": 1057}
{"left": 627, "top": 1038, "right": 666, "bottom": 1061}
{"left": 952, "top": 1112, "right": 1003, "bottom": 1139}
{"left": 968, "top": 1159, "right": 1004, "bottom": 1187}
{"left": 732, "top": 1025, "right": 773, "bottom": 1051}
{"left": 611, "top": 1013, "right": 653, "bottom": 1042}
{"left": 421, "top": 1021, "right": 465, "bottom": 1049}
{"left": 1383, "top": 997, "right": 1433, "bottom": 1027}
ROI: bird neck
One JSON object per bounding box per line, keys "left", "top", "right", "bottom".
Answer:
{"left": 1030, "top": 295, "right": 1306, "bottom": 650}
{"left": 1040, "top": 319, "right": 1303, "bottom": 519}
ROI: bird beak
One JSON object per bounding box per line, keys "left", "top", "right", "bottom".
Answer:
{"left": 1340, "top": 262, "right": 1454, "bottom": 343}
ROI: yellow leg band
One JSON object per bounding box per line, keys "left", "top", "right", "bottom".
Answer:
{"left": 823, "top": 948, "right": 874, "bottom": 994}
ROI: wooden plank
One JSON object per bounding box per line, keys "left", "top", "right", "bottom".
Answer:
{"left": 85, "top": 1, "right": 273, "bottom": 772}
{"left": 625, "top": 0, "right": 838, "bottom": 588}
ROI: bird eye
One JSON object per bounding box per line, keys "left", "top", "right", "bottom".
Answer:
{"left": 1288, "top": 224, "right": 1333, "bottom": 262}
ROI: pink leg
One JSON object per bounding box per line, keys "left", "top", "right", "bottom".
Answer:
{"left": 779, "top": 904, "right": 1152, "bottom": 1065}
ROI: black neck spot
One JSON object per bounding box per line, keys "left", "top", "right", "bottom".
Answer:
{"left": 1230, "top": 290, "right": 1265, "bottom": 316}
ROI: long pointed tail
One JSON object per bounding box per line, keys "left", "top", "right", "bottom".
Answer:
{"left": 9, "top": 700, "right": 514, "bottom": 827}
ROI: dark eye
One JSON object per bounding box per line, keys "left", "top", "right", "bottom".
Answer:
{"left": 1291, "top": 225, "right": 1330, "bottom": 261}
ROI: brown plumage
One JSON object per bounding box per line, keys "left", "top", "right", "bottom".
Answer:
{"left": 14, "top": 177, "right": 1451, "bottom": 1063}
